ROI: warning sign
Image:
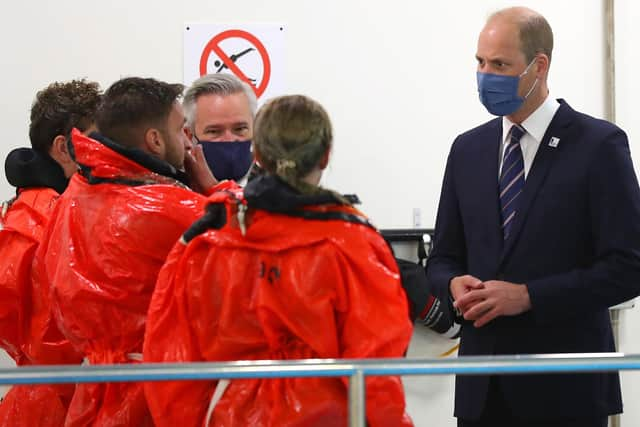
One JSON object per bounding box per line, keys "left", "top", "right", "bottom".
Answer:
{"left": 184, "top": 24, "right": 285, "bottom": 102}
{"left": 199, "top": 29, "right": 271, "bottom": 98}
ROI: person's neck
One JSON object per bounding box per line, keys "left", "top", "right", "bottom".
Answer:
{"left": 302, "top": 167, "right": 322, "bottom": 187}
{"left": 507, "top": 86, "right": 549, "bottom": 125}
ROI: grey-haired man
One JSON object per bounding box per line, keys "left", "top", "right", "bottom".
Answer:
{"left": 183, "top": 73, "right": 258, "bottom": 185}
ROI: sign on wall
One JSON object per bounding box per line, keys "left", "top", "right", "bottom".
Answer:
{"left": 184, "top": 23, "right": 285, "bottom": 103}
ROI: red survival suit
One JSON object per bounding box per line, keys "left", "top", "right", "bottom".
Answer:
{"left": 36, "top": 130, "right": 219, "bottom": 426}
{"left": 0, "top": 148, "right": 82, "bottom": 426}
{"left": 143, "top": 174, "right": 415, "bottom": 427}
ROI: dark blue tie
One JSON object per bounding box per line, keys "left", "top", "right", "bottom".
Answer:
{"left": 499, "top": 124, "right": 526, "bottom": 240}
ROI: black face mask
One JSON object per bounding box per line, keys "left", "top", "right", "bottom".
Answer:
{"left": 197, "top": 138, "right": 253, "bottom": 182}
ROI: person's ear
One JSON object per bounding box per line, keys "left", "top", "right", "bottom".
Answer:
{"left": 49, "top": 135, "right": 78, "bottom": 178}
{"left": 534, "top": 54, "right": 550, "bottom": 79}
{"left": 183, "top": 127, "right": 195, "bottom": 152}
{"left": 184, "top": 127, "right": 194, "bottom": 141}
{"left": 144, "top": 128, "right": 165, "bottom": 158}
{"left": 253, "top": 146, "right": 263, "bottom": 167}
{"left": 319, "top": 148, "right": 331, "bottom": 170}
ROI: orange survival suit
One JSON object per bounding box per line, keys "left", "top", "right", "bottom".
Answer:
{"left": 143, "top": 174, "right": 415, "bottom": 427}
{"left": 0, "top": 148, "right": 82, "bottom": 426}
{"left": 35, "top": 129, "right": 220, "bottom": 426}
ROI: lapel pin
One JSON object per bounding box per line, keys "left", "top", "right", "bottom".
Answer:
{"left": 548, "top": 137, "right": 560, "bottom": 148}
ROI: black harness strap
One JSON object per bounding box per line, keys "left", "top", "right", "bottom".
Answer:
{"left": 79, "top": 167, "right": 150, "bottom": 187}
{"left": 181, "top": 202, "right": 374, "bottom": 244}
{"left": 283, "top": 209, "right": 373, "bottom": 229}
{"left": 182, "top": 204, "right": 227, "bottom": 244}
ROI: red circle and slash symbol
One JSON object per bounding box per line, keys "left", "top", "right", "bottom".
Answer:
{"left": 199, "top": 29, "right": 272, "bottom": 98}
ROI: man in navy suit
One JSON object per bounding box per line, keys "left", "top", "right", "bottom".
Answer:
{"left": 427, "top": 6, "right": 640, "bottom": 427}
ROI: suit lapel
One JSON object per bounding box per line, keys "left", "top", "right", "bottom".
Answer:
{"left": 476, "top": 120, "right": 504, "bottom": 249}
{"left": 499, "top": 101, "right": 575, "bottom": 264}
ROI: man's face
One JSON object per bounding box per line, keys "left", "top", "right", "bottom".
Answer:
{"left": 162, "top": 102, "right": 190, "bottom": 169}
{"left": 475, "top": 18, "right": 537, "bottom": 100}
{"left": 193, "top": 92, "right": 253, "bottom": 142}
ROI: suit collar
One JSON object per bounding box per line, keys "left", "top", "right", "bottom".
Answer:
{"left": 502, "top": 95, "right": 561, "bottom": 145}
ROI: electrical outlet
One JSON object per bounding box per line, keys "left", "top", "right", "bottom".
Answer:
{"left": 412, "top": 208, "right": 422, "bottom": 228}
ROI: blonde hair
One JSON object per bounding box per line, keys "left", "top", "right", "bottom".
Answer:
{"left": 253, "top": 95, "right": 333, "bottom": 195}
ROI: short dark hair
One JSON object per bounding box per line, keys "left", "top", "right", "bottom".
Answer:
{"left": 96, "top": 77, "right": 184, "bottom": 148}
{"left": 490, "top": 8, "right": 554, "bottom": 64}
{"left": 518, "top": 14, "right": 554, "bottom": 63}
{"left": 29, "top": 79, "right": 102, "bottom": 153}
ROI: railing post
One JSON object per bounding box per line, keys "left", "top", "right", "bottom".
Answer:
{"left": 348, "top": 369, "right": 366, "bottom": 427}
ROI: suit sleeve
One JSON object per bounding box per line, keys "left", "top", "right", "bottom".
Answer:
{"left": 527, "top": 128, "right": 640, "bottom": 322}
{"left": 143, "top": 241, "right": 214, "bottom": 427}
{"left": 338, "top": 233, "right": 414, "bottom": 427}
{"left": 426, "top": 139, "right": 468, "bottom": 303}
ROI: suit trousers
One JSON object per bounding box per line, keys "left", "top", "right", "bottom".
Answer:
{"left": 456, "top": 376, "right": 608, "bottom": 427}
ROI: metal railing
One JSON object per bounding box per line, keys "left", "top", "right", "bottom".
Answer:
{"left": 2, "top": 353, "right": 639, "bottom": 426}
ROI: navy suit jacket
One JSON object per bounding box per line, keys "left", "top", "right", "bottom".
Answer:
{"left": 427, "top": 100, "right": 640, "bottom": 420}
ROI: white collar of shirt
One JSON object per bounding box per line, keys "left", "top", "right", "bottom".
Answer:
{"left": 237, "top": 165, "right": 255, "bottom": 187}
{"left": 500, "top": 94, "right": 561, "bottom": 179}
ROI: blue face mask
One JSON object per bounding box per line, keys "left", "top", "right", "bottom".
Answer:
{"left": 477, "top": 59, "right": 538, "bottom": 116}
{"left": 197, "top": 139, "right": 253, "bottom": 182}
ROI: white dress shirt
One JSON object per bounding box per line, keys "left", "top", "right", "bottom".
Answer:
{"left": 499, "top": 95, "right": 561, "bottom": 179}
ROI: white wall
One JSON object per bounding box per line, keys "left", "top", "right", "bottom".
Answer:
{"left": 0, "top": 0, "right": 606, "bottom": 228}
{"left": 1, "top": 1, "right": 637, "bottom": 426}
